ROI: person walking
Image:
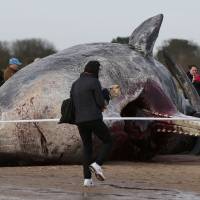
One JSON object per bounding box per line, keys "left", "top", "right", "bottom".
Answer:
{"left": 70, "top": 60, "right": 112, "bottom": 187}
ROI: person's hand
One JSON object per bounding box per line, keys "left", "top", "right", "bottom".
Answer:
{"left": 192, "top": 75, "right": 196, "bottom": 83}
{"left": 109, "top": 85, "right": 121, "bottom": 98}
{"left": 101, "top": 106, "right": 107, "bottom": 112}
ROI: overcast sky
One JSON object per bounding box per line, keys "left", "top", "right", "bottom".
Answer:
{"left": 0, "top": 0, "right": 199, "bottom": 52}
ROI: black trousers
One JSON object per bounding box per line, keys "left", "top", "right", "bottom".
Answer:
{"left": 77, "top": 120, "right": 112, "bottom": 179}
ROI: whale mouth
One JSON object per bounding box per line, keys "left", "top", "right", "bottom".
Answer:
{"left": 121, "top": 79, "right": 177, "bottom": 118}
{"left": 109, "top": 79, "right": 198, "bottom": 161}
{"left": 121, "top": 79, "right": 178, "bottom": 138}
{"left": 120, "top": 79, "right": 200, "bottom": 137}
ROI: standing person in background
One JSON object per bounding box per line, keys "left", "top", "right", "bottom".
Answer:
{"left": 187, "top": 65, "right": 200, "bottom": 95}
{"left": 4, "top": 58, "right": 22, "bottom": 81}
{"left": 0, "top": 70, "right": 4, "bottom": 86}
{"left": 70, "top": 60, "right": 112, "bottom": 187}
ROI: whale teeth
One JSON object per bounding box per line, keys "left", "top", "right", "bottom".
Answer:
{"left": 192, "top": 132, "right": 199, "bottom": 136}
{"left": 155, "top": 128, "right": 200, "bottom": 136}
{"left": 153, "top": 116, "right": 200, "bottom": 137}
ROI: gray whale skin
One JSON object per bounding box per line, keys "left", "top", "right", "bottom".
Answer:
{"left": 0, "top": 14, "right": 200, "bottom": 165}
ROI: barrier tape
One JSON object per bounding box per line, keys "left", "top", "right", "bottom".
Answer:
{"left": 0, "top": 117, "right": 199, "bottom": 123}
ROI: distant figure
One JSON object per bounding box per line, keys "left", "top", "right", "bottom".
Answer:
{"left": 33, "top": 58, "right": 41, "bottom": 62}
{"left": 187, "top": 65, "right": 200, "bottom": 96}
{"left": 0, "top": 70, "right": 4, "bottom": 86}
{"left": 4, "top": 58, "right": 22, "bottom": 81}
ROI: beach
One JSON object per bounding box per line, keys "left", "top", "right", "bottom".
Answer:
{"left": 0, "top": 155, "right": 200, "bottom": 200}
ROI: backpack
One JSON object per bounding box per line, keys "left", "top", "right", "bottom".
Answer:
{"left": 58, "top": 98, "right": 75, "bottom": 124}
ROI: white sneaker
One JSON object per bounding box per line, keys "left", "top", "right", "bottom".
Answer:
{"left": 83, "top": 179, "right": 94, "bottom": 187}
{"left": 89, "top": 162, "right": 105, "bottom": 181}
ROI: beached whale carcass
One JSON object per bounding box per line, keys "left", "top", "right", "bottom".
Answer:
{"left": 0, "top": 14, "right": 200, "bottom": 165}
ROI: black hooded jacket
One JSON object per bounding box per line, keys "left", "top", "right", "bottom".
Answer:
{"left": 70, "top": 73, "right": 105, "bottom": 123}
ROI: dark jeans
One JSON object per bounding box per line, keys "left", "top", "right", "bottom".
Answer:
{"left": 77, "top": 120, "right": 112, "bottom": 179}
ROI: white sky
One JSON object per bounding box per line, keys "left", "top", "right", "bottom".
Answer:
{"left": 0, "top": 0, "right": 199, "bottom": 53}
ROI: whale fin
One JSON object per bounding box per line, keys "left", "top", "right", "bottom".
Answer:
{"left": 129, "top": 14, "right": 163, "bottom": 56}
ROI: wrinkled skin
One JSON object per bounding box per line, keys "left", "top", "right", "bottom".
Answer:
{"left": 0, "top": 14, "right": 200, "bottom": 165}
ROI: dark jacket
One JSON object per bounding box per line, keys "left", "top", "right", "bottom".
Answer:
{"left": 70, "top": 73, "right": 105, "bottom": 123}
{"left": 0, "top": 70, "right": 4, "bottom": 86}
{"left": 187, "top": 72, "right": 192, "bottom": 82}
{"left": 4, "top": 67, "right": 18, "bottom": 81}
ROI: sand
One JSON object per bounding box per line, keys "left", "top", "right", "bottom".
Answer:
{"left": 0, "top": 155, "right": 200, "bottom": 199}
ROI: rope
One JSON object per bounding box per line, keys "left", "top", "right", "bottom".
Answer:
{"left": 0, "top": 117, "right": 199, "bottom": 123}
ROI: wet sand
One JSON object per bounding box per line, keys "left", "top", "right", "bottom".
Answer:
{"left": 0, "top": 155, "right": 200, "bottom": 200}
